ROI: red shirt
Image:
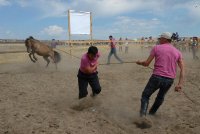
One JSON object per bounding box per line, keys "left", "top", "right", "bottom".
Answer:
{"left": 110, "top": 38, "right": 116, "bottom": 48}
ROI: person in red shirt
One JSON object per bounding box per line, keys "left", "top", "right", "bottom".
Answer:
{"left": 107, "top": 35, "right": 123, "bottom": 64}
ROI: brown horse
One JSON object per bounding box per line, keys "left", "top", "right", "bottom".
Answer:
{"left": 25, "top": 36, "right": 61, "bottom": 68}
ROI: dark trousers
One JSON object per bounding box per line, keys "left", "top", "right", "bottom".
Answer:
{"left": 141, "top": 74, "right": 174, "bottom": 114}
{"left": 77, "top": 70, "right": 101, "bottom": 99}
{"left": 107, "top": 48, "right": 123, "bottom": 64}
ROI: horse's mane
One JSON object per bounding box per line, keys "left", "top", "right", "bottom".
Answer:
{"left": 25, "top": 36, "right": 41, "bottom": 44}
{"left": 25, "top": 37, "right": 31, "bottom": 46}
{"left": 25, "top": 36, "right": 40, "bottom": 48}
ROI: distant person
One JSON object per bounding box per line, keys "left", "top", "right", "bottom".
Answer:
{"left": 124, "top": 38, "right": 129, "bottom": 53}
{"left": 191, "top": 37, "right": 199, "bottom": 60}
{"left": 107, "top": 35, "right": 123, "bottom": 64}
{"left": 51, "top": 39, "right": 57, "bottom": 48}
{"left": 181, "top": 38, "right": 187, "bottom": 52}
{"left": 136, "top": 32, "right": 185, "bottom": 117}
{"left": 188, "top": 37, "right": 193, "bottom": 52}
{"left": 172, "top": 32, "right": 179, "bottom": 42}
{"left": 118, "top": 37, "right": 123, "bottom": 52}
{"left": 77, "top": 46, "right": 101, "bottom": 99}
{"left": 175, "top": 32, "right": 179, "bottom": 41}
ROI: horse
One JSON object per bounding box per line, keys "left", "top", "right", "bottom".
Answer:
{"left": 25, "top": 36, "right": 61, "bottom": 69}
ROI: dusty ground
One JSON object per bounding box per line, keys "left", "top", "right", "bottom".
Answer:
{"left": 0, "top": 43, "right": 200, "bottom": 134}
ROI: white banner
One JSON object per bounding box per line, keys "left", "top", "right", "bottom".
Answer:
{"left": 69, "top": 10, "right": 91, "bottom": 35}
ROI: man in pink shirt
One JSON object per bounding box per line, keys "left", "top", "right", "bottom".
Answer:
{"left": 107, "top": 35, "right": 123, "bottom": 64}
{"left": 136, "top": 32, "right": 185, "bottom": 117}
{"left": 77, "top": 46, "right": 101, "bottom": 99}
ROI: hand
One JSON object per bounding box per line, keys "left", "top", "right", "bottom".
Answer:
{"left": 175, "top": 85, "right": 182, "bottom": 92}
{"left": 91, "top": 62, "right": 98, "bottom": 67}
{"left": 93, "top": 62, "right": 98, "bottom": 70}
{"left": 95, "top": 62, "right": 99, "bottom": 67}
{"left": 136, "top": 61, "right": 141, "bottom": 65}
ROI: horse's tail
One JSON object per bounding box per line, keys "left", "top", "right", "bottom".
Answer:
{"left": 54, "top": 51, "right": 61, "bottom": 63}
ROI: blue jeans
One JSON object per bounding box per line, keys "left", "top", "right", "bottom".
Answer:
{"left": 107, "top": 48, "right": 123, "bottom": 64}
{"left": 141, "top": 74, "right": 174, "bottom": 114}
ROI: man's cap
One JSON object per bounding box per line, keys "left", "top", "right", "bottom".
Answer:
{"left": 159, "top": 32, "right": 172, "bottom": 40}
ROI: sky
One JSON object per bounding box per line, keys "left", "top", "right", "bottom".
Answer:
{"left": 0, "top": 0, "right": 200, "bottom": 40}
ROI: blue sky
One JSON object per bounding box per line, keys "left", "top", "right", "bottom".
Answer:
{"left": 0, "top": 0, "right": 200, "bottom": 40}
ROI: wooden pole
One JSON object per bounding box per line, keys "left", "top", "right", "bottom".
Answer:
{"left": 68, "top": 10, "right": 72, "bottom": 57}
{"left": 90, "top": 12, "right": 93, "bottom": 46}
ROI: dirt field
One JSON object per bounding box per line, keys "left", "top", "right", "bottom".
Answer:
{"left": 0, "top": 43, "right": 200, "bottom": 134}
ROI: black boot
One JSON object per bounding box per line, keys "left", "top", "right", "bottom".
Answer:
{"left": 149, "top": 102, "right": 161, "bottom": 115}
{"left": 140, "top": 100, "right": 148, "bottom": 117}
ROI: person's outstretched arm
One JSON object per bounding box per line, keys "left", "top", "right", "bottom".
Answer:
{"left": 136, "top": 55, "right": 154, "bottom": 67}
{"left": 175, "top": 58, "right": 185, "bottom": 92}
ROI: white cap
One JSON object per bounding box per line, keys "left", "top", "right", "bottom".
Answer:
{"left": 159, "top": 32, "right": 172, "bottom": 40}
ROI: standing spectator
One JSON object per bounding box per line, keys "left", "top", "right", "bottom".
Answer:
{"left": 118, "top": 37, "right": 123, "bottom": 52}
{"left": 191, "top": 37, "right": 199, "bottom": 59}
{"left": 125, "top": 38, "right": 129, "bottom": 53}
{"left": 51, "top": 39, "right": 57, "bottom": 48}
{"left": 107, "top": 35, "right": 123, "bottom": 64}
{"left": 77, "top": 46, "right": 101, "bottom": 99}
{"left": 136, "top": 32, "right": 185, "bottom": 117}
{"left": 188, "top": 37, "right": 193, "bottom": 52}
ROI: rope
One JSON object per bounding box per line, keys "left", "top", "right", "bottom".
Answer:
{"left": 55, "top": 48, "right": 81, "bottom": 60}
{"left": 55, "top": 48, "right": 153, "bottom": 69}
{"left": 182, "top": 90, "right": 198, "bottom": 104}
{"left": 172, "top": 82, "right": 198, "bottom": 105}
{"left": 57, "top": 48, "right": 198, "bottom": 105}
{"left": 100, "top": 61, "right": 153, "bottom": 70}
{"left": 99, "top": 61, "right": 136, "bottom": 65}
{"left": 100, "top": 61, "right": 136, "bottom": 65}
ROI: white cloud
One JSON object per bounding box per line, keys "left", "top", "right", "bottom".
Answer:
{"left": 0, "top": 0, "right": 67, "bottom": 18}
{"left": 11, "top": 0, "right": 200, "bottom": 20}
{"left": 69, "top": 0, "right": 140, "bottom": 17}
{"left": 92, "top": 16, "right": 162, "bottom": 39}
{"left": 68, "top": 0, "right": 169, "bottom": 17}
{"left": 68, "top": 0, "right": 200, "bottom": 20}
{"left": 5, "top": 30, "right": 11, "bottom": 35}
{"left": 112, "top": 16, "right": 161, "bottom": 35}
{"left": 0, "top": 29, "right": 15, "bottom": 39}
{"left": 0, "top": 0, "right": 10, "bottom": 6}
{"left": 36, "top": 0, "right": 69, "bottom": 18}
{"left": 14, "top": 0, "right": 69, "bottom": 18}
{"left": 16, "top": 0, "right": 29, "bottom": 7}
{"left": 186, "top": 1, "right": 200, "bottom": 19}
{"left": 41, "top": 25, "right": 65, "bottom": 36}
{"left": 1, "top": 0, "right": 199, "bottom": 39}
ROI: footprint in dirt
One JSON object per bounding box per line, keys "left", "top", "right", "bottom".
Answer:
{"left": 133, "top": 117, "right": 153, "bottom": 129}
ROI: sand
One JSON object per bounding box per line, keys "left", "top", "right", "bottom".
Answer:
{"left": 0, "top": 43, "right": 200, "bottom": 134}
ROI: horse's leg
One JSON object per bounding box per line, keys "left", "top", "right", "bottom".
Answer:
{"left": 32, "top": 53, "right": 37, "bottom": 61}
{"left": 43, "top": 56, "right": 50, "bottom": 68}
{"left": 50, "top": 52, "right": 57, "bottom": 70}
{"left": 29, "top": 53, "right": 36, "bottom": 62}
